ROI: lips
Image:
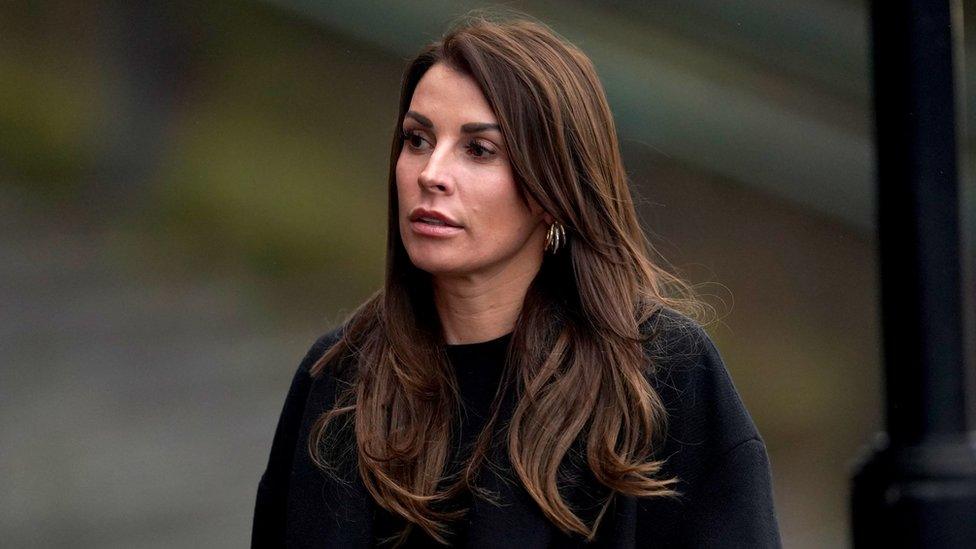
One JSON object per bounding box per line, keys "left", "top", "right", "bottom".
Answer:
{"left": 408, "top": 208, "right": 462, "bottom": 228}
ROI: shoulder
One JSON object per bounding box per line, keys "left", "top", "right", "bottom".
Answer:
{"left": 640, "top": 306, "right": 712, "bottom": 364}
{"left": 272, "top": 325, "right": 345, "bottom": 409}
{"left": 296, "top": 325, "right": 346, "bottom": 376}
{"left": 635, "top": 309, "right": 780, "bottom": 544}
{"left": 639, "top": 306, "right": 761, "bottom": 457}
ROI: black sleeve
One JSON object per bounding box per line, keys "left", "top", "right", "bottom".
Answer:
{"left": 688, "top": 438, "right": 781, "bottom": 547}
{"left": 640, "top": 308, "right": 783, "bottom": 548}
{"left": 251, "top": 329, "right": 342, "bottom": 547}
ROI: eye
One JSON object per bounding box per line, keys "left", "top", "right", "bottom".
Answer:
{"left": 465, "top": 139, "right": 496, "bottom": 160}
{"left": 402, "top": 129, "right": 431, "bottom": 151}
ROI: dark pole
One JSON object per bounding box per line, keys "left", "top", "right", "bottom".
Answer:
{"left": 851, "top": 1, "right": 976, "bottom": 547}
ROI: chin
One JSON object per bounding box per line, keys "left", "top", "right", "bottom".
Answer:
{"left": 404, "top": 247, "right": 471, "bottom": 276}
{"left": 407, "top": 255, "right": 467, "bottom": 276}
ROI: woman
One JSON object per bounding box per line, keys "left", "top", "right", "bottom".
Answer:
{"left": 253, "top": 16, "right": 781, "bottom": 548}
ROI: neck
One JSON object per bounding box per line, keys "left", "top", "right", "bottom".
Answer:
{"left": 433, "top": 257, "right": 541, "bottom": 345}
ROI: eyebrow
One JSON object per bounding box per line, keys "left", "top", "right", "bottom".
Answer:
{"left": 405, "top": 111, "right": 501, "bottom": 134}
{"left": 461, "top": 122, "right": 501, "bottom": 134}
{"left": 405, "top": 111, "right": 433, "bottom": 128}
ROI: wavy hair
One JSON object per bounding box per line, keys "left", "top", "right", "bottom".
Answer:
{"left": 307, "top": 15, "right": 703, "bottom": 545}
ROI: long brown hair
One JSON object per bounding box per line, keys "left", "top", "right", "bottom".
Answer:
{"left": 308, "top": 15, "right": 702, "bottom": 545}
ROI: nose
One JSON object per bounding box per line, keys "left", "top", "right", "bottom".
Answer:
{"left": 418, "top": 147, "right": 455, "bottom": 195}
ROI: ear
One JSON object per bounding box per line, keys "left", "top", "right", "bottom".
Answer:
{"left": 526, "top": 193, "right": 552, "bottom": 224}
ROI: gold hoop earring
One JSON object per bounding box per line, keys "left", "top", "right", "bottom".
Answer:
{"left": 544, "top": 221, "right": 567, "bottom": 254}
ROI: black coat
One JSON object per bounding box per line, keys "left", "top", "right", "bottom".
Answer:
{"left": 252, "top": 308, "right": 782, "bottom": 548}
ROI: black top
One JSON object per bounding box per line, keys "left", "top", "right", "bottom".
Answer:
{"left": 373, "top": 332, "right": 513, "bottom": 547}
{"left": 252, "top": 308, "right": 782, "bottom": 548}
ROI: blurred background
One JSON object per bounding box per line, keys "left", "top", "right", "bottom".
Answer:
{"left": 2, "top": 1, "right": 974, "bottom": 547}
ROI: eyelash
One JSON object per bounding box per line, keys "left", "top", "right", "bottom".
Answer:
{"left": 401, "top": 130, "right": 497, "bottom": 159}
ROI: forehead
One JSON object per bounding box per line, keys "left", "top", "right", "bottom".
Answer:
{"left": 408, "top": 63, "right": 497, "bottom": 123}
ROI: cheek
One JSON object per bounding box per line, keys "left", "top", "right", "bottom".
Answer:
{"left": 395, "top": 154, "right": 406, "bottom": 188}
{"left": 395, "top": 156, "right": 416, "bottom": 204}
{"left": 494, "top": 176, "right": 530, "bottom": 216}
{"left": 475, "top": 180, "right": 535, "bottom": 233}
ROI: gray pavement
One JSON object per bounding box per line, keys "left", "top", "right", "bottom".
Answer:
{"left": 0, "top": 190, "right": 316, "bottom": 547}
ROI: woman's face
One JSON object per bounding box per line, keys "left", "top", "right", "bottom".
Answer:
{"left": 396, "top": 63, "right": 548, "bottom": 279}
